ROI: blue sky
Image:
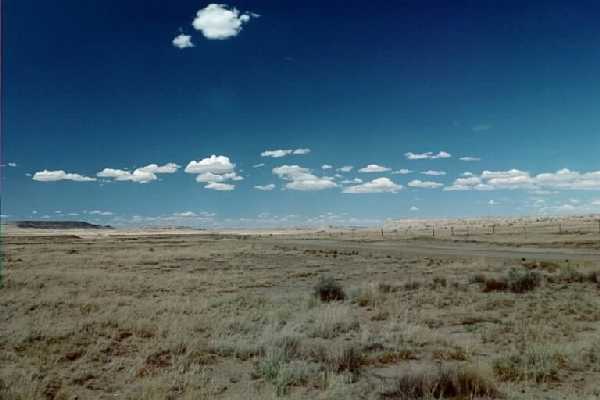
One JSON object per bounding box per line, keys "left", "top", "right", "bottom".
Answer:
{"left": 2, "top": 1, "right": 600, "bottom": 227}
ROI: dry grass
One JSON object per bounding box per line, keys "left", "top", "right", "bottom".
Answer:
{"left": 1, "top": 232, "right": 600, "bottom": 398}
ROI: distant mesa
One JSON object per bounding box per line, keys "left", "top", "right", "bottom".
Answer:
{"left": 15, "top": 221, "right": 113, "bottom": 230}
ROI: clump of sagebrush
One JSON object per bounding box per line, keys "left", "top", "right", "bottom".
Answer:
{"left": 380, "top": 363, "right": 499, "bottom": 399}
{"left": 314, "top": 276, "right": 345, "bottom": 302}
{"left": 482, "top": 268, "right": 541, "bottom": 293}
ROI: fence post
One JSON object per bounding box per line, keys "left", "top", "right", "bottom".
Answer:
{"left": 432, "top": 226, "right": 435, "bottom": 237}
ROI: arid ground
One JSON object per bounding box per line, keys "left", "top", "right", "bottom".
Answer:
{"left": 2, "top": 218, "right": 600, "bottom": 399}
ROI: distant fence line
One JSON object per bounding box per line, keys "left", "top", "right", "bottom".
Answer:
{"left": 296, "top": 219, "right": 600, "bottom": 240}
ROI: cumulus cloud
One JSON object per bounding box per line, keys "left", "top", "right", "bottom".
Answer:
{"left": 405, "top": 151, "right": 451, "bottom": 160}
{"left": 8, "top": 162, "right": 17, "bottom": 167}
{"left": 410, "top": 206, "right": 419, "bottom": 211}
{"left": 392, "top": 169, "right": 412, "bottom": 175}
{"left": 358, "top": 164, "right": 391, "bottom": 173}
{"left": 343, "top": 177, "right": 402, "bottom": 194}
{"left": 341, "top": 178, "right": 363, "bottom": 184}
{"left": 172, "top": 34, "right": 194, "bottom": 49}
{"left": 185, "top": 155, "right": 241, "bottom": 190}
{"left": 445, "top": 168, "right": 600, "bottom": 191}
{"left": 407, "top": 179, "right": 443, "bottom": 189}
{"left": 97, "top": 163, "right": 179, "bottom": 183}
{"left": 272, "top": 165, "right": 336, "bottom": 191}
{"left": 261, "top": 148, "right": 311, "bottom": 158}
{"left": 459, "top": 156, "right": 481, "bottom": 162}
{"left": 33, "top": 170, "right": 96, "bottom": 182}
{"left": 185, "top": 155, "right": 234, "bottom": 174}
{"left": 337, "top": 166, "right": 353, "bottom": 173}
{"left": 254, "top": 184, "right": 275, "bottom": 191}
{"left": 205, "top": 182, "right": 235, "bottom": 191}
{"left": 192, "top": 4, "right": 257, "bottom": 40}
{"left": 321, "top": 164, "right": 333, "bottom": 170}
{"left": 421, "top": 170, "right": 446, "bottom": 176}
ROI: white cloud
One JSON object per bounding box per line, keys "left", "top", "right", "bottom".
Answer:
{"left": 321, "top": 164, "right": 333, "bottom": 170}
{"left": 253, "top": 163, "right": 265, "bottom": 168}
{"left": 358, "top": 164, "right": 391, "bottom": 173}
{"left": 192, "top": 4, "right": 257, "bottom": 40}
{"left": 33, "top": 170, "right": 96, "bottom": 182}
{"left": 459, "top": 156, "right": 481, "bottom": 162}
{"left": 8, "top": 162, "right": 17, "bottom": 167}
{"left": 185, "top": 155, "right": 241, "bottom": 190}
{"left": 292, "top": 148, "right": 310, "bottom": 155}
{"left": 272, "top": 165, "right": 337, "bottom": 191}
{"left": 205, "top": 182, "right": 235, "bottom": 191}
{"left": 405, "top": 151, "right": 451, "bottom": 160}
{"left": 343, "top": 177, "right": 402, "bottom": 194}
{"left": 254, "top": 184, "right": 275, "bottom": 191}
{"left": 138, "top": 163, "right": 180, "bottom": 174}
{"left": 89, "top": 210, "right": 113, "bottom": 216}
{"left": 261, "top": 148, "right": 311, "bottom": 158}
{"left": 261, "top": 149, "right": 292, "bottom": 158}
{"left": 195, "top": 171, "right": 242, "bottom": 183}
{"left": 341, "top": 178, "right": 363, "bottom": 184}
{"left": 446, "top": 168, "right": 600, "bottom": 191}
{"left": 592, "top": 199, "right": 600, "bottom": 206}
{"left": 337, "top": 166, "right": 353, "bottom": 173}
{"left": 185, "top": 155, "right": 235, "bottom": 174}
{"left": 421, "top": 170, "right": 446, "bottom": 176}
{"left": 173, "top": 211, "right": 197, "bottom": 217}
{"left": 97, "top": 163, "right": 180, "bottom": 184}
{"left": 407, "top": 179, "right": 443, "bottom": 189}
{"left": 410, "top": 206, "right": 419, "bottom": 211}
{"left": 172, "top": 34, "right": 194, "bottom": 49}
{"left": 392, "top": 169, "right": 412, "bottom": 175}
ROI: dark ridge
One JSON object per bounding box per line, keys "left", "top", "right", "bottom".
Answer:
{"left": 15, "top": 221, "right": 113, "bottom": 230}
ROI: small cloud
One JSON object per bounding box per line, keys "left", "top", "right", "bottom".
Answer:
{"left": 8, "top": 162, "right": 17, "bottom": 167}
{"left": 253, "top": 163, "right": 265, "bottom": 168}
{"left": 409, "top": 206, "right": 419, "bottom": 212}
{"left": 405, "top": 151, "right": 451, "bottom": 160}
{"left": 254, "top": 184, "right": 275, "bottom": 191}
{"left": 292, "top": 148, "right": 310, "bottom": 155}
{"left": 421, "top": 170, "right": 446, "bottom": 176}
{"left": 33, "top": 170, "right": 96, "bottom": 182}
{"left": 343, "top": 177, "right": 402, "bottom": 194}
{"left": 472, "top": 124, "right": 493, "bottom": 132}
{"left": 337, "top": 166, "right": 353, "bottom": 173}
{"left": 392, "top": 169, "right": 412, "bottom": 175}
{"left": 192, "top": 4, "right": 257, "bottom": 40}
{"left": 407, "top": 179, "right": 443, "bottom": 189}
{"left": 89, "top": 210, "right": 113, "bottom": 216}
{"left": 205, "top": 182, "right": 235, "bottom": 191}
{"left": 321, "top": 164, "right": 333, "bottom": 170}
{"left": 172, "top": 34, "right": 194, "bottom": 49}
{"left": 173, "top": 211, "right": 197, "bottom": 217}
{"left": 488, "top": 200, "right": 498, "bottom": 206}
{"left": 459, "top": 156, "right": 481, "bottom": 162}
{"left": 261, "top": 148, "right": 311, "bottom": 158}
{"left": 358, "top": 164, "right": 391, "bottom": 173}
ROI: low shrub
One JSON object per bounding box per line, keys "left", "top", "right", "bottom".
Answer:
{"left": 314, "top": 276, "right": 345, "bottom": 302}
{"left": 482, "top": 268, "right": 541, "bottom": 293}
{"left": 380, "top": 363, "right": 499, "bottom": 399}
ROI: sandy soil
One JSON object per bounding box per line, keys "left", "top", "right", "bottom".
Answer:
{"left": 1, "top": 221, "right": 600, "bottom": 399}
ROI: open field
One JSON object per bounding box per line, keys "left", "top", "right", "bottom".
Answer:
{"left": 2, "top": 220, "right": 600, "bottom": 399}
